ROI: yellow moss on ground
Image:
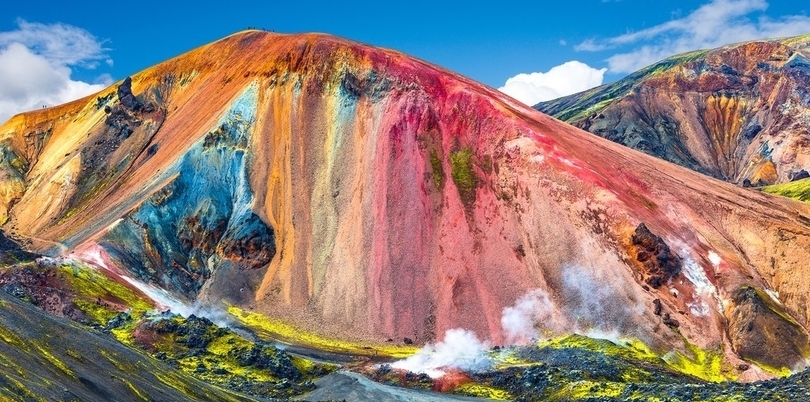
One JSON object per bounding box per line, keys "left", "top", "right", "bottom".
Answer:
{"left": 65, "top": 349, "right": 84, "bottom": 363}
{"left": 73, "top": 298, "right": 118, "bottom": 325}
{"left": 111, "top": 323, "right": 139, "bottom": 346}
{"left": 0, "top": 323, "right": 28, "bottom": 351}
{"left": 206, "top": 332, "right": 252, "bottom": 356}
{"left": 60, "top": 264, "right": 153, "bottom": 313}
{"left": 748, "top": 360, "right": 792, "bottom": 378}
{"left": 762, "top": 178, "right": 810, "bottom": 202}
{"left": 227, "top": 306, "right": 418, "bottom": 358}
{"left": 290, "top": 355, "right": 317, "bottom": 374}
{"left": 536, "top": 334, "right": 737, "bottom": 383}
{"left": 538, "top": 334, "right": 660, "bottom": 364}
{"left": 662, "top": 340, "right": 731, "bottom": 383}
{"left": 454, "top": 383, "right": 513, "bottom": 400}
{"left": 0, "top": 375, "right": 44, "bottom": 402}
{"left": 491, "top": 347, "right": 525, "bottom": 367}
{"left": 555, "top": 380, "right": 626, "bottom": 400}
{"left": 32, "top": 341, "right": 74, "bottom": 378}
{"left": 117, "top": 376, "right": 149, "bottom": 402}
{"left": 99, "top": 349, "right": 131, "bottom": 373}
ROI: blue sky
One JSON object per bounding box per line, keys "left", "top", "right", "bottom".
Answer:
{"left": 1, "top": 0, "right": 810, "bottom": 121}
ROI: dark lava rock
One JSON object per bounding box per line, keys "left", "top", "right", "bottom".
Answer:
{"left": 147, "top": 317, "right": 180, "bottom": 334}
{"left": 0, "top": 230, "right": 38, "bottom": 265}
{"left": 662, "top": 313, "right": 680, "bottom": 329}
{"left": 790, "top": 169, "right": 810, "bottom": 181}
{"left": 0, "top": 266, "right": 87, "bottom": 323}
{"left": 233, "top": 344, "right": 301, "bottom": 381}
{"left": 631, "top": 223, "right": 682, "bottom": 288}
{"left": 181, "top": 315, "right": 218, "bottom": 349}
{"left": 106, "top": 312, "right": 131, "bottom": 329}
{"left": 653, "top": 299, "right": 663, "bottom": 316}
{"left": 742, "top": 123, "right": 762, "bottom": 140}
{"left": 217, "top": 212, "right": 276, "bottom": 269}
{"left": 117, "top": 77, "right": 144, "bottom": 111}
{"left": 2, "top": 282, "right": 30, "bottom": 301}
{"left": 141, "top": 314, "right": 224, "bottom": 350}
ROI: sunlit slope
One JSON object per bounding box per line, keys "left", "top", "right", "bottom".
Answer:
{"left": 1, "top": 31, "right": 810, "bottom": 379}
{"left": 537, "top": 34, "right": 810, "bottom": 185}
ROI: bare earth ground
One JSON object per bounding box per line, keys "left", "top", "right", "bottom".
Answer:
{"left": 296, "top": 371, "right": 492, "bottom": 402}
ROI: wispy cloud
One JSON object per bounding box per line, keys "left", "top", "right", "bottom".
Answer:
{"left": 0, "top": 19, "right": 113, "bottom": 124}
{"left": 576, "top": 0, "right": 810, "bottom": 73}
{"left": 498, "top": 61, "right": 607, "bottom": 106}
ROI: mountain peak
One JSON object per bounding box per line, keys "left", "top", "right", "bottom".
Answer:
{"left": 3, "top": 31, "right": 810, "bottom": 380}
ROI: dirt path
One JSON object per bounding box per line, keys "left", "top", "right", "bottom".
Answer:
{"left": 295, "top": 371, "right": 496, "bottom": 402}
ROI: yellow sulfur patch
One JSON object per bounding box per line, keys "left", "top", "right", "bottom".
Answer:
{"left": 455, "top": 383, "right": 513, "bottom": 400}
{"left": 662, "top": 341, "right": 731, "bottom": 383}
{"left": 227, "top": 305, "right": 418, "bottom": 358}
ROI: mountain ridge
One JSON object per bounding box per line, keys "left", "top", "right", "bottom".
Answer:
{"left": 2, "top": 30, "right": 810, "bottom": 379}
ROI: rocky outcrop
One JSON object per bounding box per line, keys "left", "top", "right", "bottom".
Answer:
{"left": 631, "top": 223, "right": 682, "bottom": 288}
{"left": 726, "top": 286, "right": 809, "bottom": 371}
{"left": 101, "top": 85, "right": 274, "bottom": 300}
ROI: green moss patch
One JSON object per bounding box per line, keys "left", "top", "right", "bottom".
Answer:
{"left": 450, "top": 147, "right": 478, "bottom": 207}
{"left": 131, "top": 313, "right": 332, "bottom": 399}
{"left": 762, "top": 178, "right": 810, "bottom": 202}
{"left": 429, "top": 148, "right": 444, "bottom": 190}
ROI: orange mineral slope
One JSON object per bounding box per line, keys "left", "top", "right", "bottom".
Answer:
{"left": 1, "top": 30, "right": 810, "bottom": 377}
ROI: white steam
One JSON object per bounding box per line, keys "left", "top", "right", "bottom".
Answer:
{"left": 501, "top": 288, "right": 559, "bottom": 345}
{"left": 60, "top": 244, "right": 235, "bottom": 328}
{"left": 389, "top": 264, "right": 649, "bottom": 378}
{"left": 117, "top": 275, "right": 234, "bottom": 328}
{"left": 559, "top": 264, "right": 645, "bottom": 337}
{"left": 390, "top": 328, "right": 493, "bottom": 378}
{"left": 388, "top": 287, "right": 560, "bottom": 378}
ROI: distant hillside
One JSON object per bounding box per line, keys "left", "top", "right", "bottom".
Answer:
{"left": 536, "top": 35, "right": 810, "bottom": 186}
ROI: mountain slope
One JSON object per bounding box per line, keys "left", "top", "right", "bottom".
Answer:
{"left": 536, "top": 35, "right": 810, "bottom": 185}
{"left": 1, "top": 30, "right": 810, "bottom": 379}
{"left": 0, "top": 287, "right": 265, "bottom": 402}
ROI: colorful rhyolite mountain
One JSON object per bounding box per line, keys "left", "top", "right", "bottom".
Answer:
{"left": 537, "top": 35, "right": 810, "bottom": 186}
{"left": 1, "top": 30, "right": 810, "bottom": 380}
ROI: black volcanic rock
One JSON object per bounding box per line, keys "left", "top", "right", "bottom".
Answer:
{"left": 0, "top": 230, "right": 37, "bottom": 264}
{"left": 116, "top": 76, "right": 143, "bottom": 111}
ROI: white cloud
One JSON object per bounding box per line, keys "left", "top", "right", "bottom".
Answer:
{"left": 498, "top": 61, "right": 607, "bottom": 106}
{"left": 577, "top": 0, "right": 810, "bottom": 73}
{"left": 0, "top": 20, "right": 112, "bottom": 124}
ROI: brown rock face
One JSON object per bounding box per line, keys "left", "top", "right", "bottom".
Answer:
{"left": 631, "top": 223, "right": 682, "bottom": 288}
{"left": 726, "top": 286, "right": 809, "bottom": 371}
{"left": 537, "top": 35, "right": 810, "bottom": 186}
